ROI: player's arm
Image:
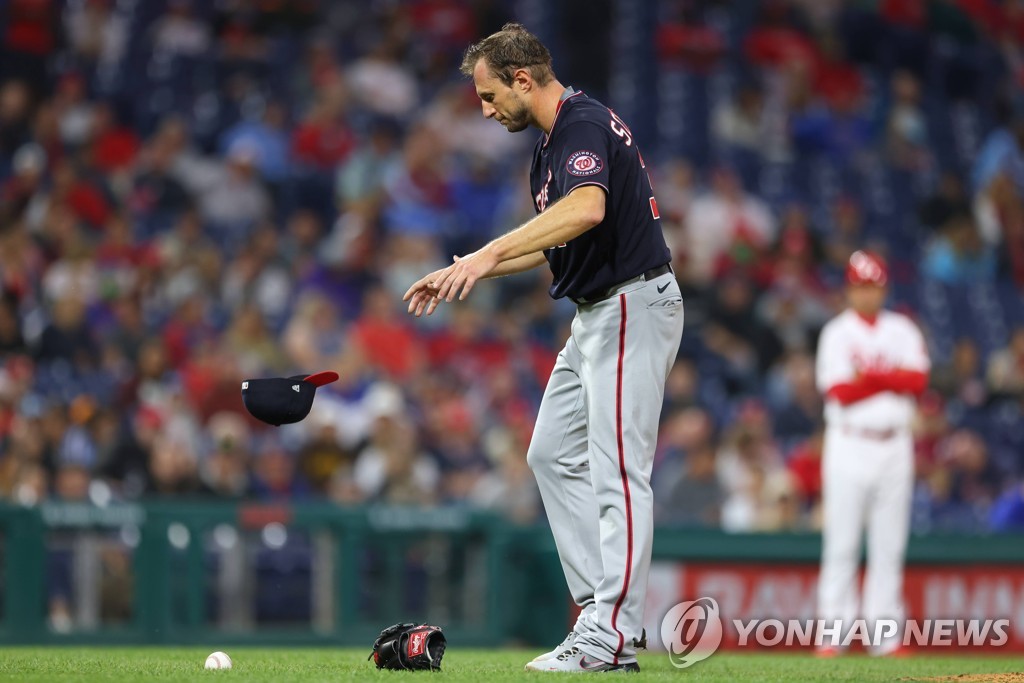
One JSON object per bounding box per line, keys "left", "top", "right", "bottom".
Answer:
{"left": 486, "top": 186, "right": 605, "bottom": 263}
{"left": 404, "top": 252, "right": 547, "bottom": 317}
{"left": 858, "top": 369, "right": 928, "bottom": 396}
{"left": 431, "top": 186, "right": 605, "bottom": 303}
{"left": 816, "top": 324, "right": 883, "bottom": 406}
{"left": 859, "top": 321, "right": 930, "bottom": 396}
{"left": 485, "top": 250, "right": 548, "bottom": 278}
{"left": 826, "top": 377, "right": 889, "bottom": 405}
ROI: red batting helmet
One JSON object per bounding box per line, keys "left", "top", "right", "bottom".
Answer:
{"left": 846, "top": 250, "right": 888, "bottom": 286}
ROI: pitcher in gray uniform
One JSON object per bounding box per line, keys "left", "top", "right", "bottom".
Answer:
{"left": 403, "top": 23, "right": 684, "bottom": 673}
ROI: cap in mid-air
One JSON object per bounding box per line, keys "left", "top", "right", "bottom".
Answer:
{"left": 241, "top": 371, "right": 339, "bottom": 426}
{"left": 846, "top": 250, "right": 888, "bottom": 286}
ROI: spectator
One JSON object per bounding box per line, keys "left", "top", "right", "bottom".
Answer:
{"left": 922, "top": 429, "right": 1000, "bottom": 529}
{"left": 469, "top": 427, "right": 539, "bottom": 524}
{"left": 220, "top": 225, "right": 293, "bottom": 323}
{"left": 932, "top": 338, "right": 988, "bottom": 407}
{"left": 354, "top": 412, "right": 439, "bottom": 506}
{"left": 298, "top": 405, "right": 355, "bottom": 496}
{"left": 130, "top": 136, "right": 192, "bottom": 219}
{"left": 913, "top": 391, "right": 951, "bottom": 484}
{"left": 63, "top": 0, "right": 127, "bottom": 69}
{"left": 712, "top": 80, "right": 767, "bottom": 153}
{"left": 885, "top": 70, "right": 929, "bottom": 170}
{"left": 786, "top": 430, "right": 823, "bottom": 527}
{"left": 335, "top": 116, "right": 403, "bottom": 209}
{"left": 1, "top": 142, "right": 46, "bottom": 224}
{"left": 757, "top": 206, "right": 832, "bottom": 351}
{"left": 53, "top": 73, "right": 93, "bottom": 148}
{"left": 662, "top": 360, "right": 703, "bottom": 413}
{"left": 349, "top": 285, "right": 424, "bottom": 382}
{"left": 766, "top": 352, "right": 822, "bottom": 443}
{"left": 655, "top": 442, "right": 723, "bottom": 527}
{"left": 291, "top": 85, "right": 356, "bottom": 172}
{"left": 972, "top": 119, "right": 1024, "bottom": 195}
{"left": 653, "top": 160, "right": 695, "bottom": 260}
{"left": 146, "top": 431, "right": 198, "bottom": 496}
{"left": 424, "top": 85, "right": 526, "bottom": 163}
{"left": 151, "top": 0, "right": 210, "bottom": 57}
{"left": 346, "top": 41, "right": 418, "bottom": 118}
{"left": 786, "top": 60, "right": 871, "bottom": 167}
{"left": 706, "top": 273, "right": 784, "bottom": 383}
{"left": 251, "top": 435, "right": 310, "bottom": 500}
{"left": 683, "top": 167, "right": 776, "bottom": 286}
{"left": 198, "top": 411, "right": 251, "bottom": 499}
{"left": 282, "top": 292, "right": 347, "bottom": 372}
{"left": 35, "top": 296, "right": 99, "bottom": 369}
{"left": 990, "top": 483, "right": 1024, "bottom": 531}
{"left": 986, "top": 327, "right": 1024, "bottom": 397}
{"left": 920, "top": 171, "right": 970, "bottom": 231}
{"left": 219, "top": 101, "right": 291, "bottom": 185}
{"left": 222, "top": 305, "right": 288, "bottom": 376}
{"left": 195, "top": 141, "right": 272, "bottom": 230}
{"left": 716, "top": 403, "right": 788, "bottom": 532}
{"left": 921, "top": 211, "right": 996, "bottom": 284}
{"left": 0, "top": 80, "right": 34, "bottom": 155}
{"left": 974, "top": 173, "right": 1024, "bottom": 284}
{"left": 0, "top": 292, "right": 26, "bottom": 354}
{"left": 821, "top": 196, "right": 864, "bottom": 281}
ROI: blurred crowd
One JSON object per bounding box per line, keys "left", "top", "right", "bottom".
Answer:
{"left": 1, "top": 0, "right": 1024, "bottom": 541}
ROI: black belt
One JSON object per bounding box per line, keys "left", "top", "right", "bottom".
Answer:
{"left": 570, "top": 263, "right": 673, "bottom": 305}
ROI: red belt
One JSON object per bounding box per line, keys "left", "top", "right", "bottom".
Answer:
{"left": 841, "top": 425, "right": 898, "bottom": 441}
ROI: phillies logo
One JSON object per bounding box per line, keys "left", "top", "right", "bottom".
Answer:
{"left": 660, "top": 597, "right": 723, "bottom": 669}
{"left": 851, "top": 350, "right": 891, "bottom": 373}
{"left": 566, "top": 150, "right": 603, "bottom": 177}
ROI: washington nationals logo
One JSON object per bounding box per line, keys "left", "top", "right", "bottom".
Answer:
{"left": 660, "top": 597, "right": 724, "bottom": 669}
{"left": 566, "top": 150, "right": 603, "bottom": 177}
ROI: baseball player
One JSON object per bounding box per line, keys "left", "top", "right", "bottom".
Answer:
{"left": 815, "top": 251, "right": 930, "bottom": 656}
{"left": 404, "top": 23, "right": 684, "bottom": 672}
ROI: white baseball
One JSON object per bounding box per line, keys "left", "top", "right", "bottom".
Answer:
{"left": 204, "top": 651, "right": 232, "bottom": 670}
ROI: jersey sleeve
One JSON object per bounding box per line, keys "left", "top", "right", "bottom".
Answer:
{"left": 898, "top": 318, "right": 931, "bottom": 373}
{"left": 552, "top": 122, "right": 613, "bottom": 197}
{"left": 815, "top": 322, "right": 855, "bottom": 394}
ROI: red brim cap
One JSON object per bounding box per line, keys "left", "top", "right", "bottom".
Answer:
{"left": 846, "top": 250, "right": 888, "bottom": 286}
{"left": 303, "top": 371, "right": 340, "bottom": 387}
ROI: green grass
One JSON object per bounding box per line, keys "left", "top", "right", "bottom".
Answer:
{"left": 0, "top": 647, "right": 1019, "bottom": 682}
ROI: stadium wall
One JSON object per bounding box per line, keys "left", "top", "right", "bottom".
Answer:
{"left": 1, "top": 503, "right": 1021, "bottom": 650}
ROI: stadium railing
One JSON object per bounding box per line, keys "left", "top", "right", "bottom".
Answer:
{"left": 1, "top": 502, "right": 1022, "bottom": 647}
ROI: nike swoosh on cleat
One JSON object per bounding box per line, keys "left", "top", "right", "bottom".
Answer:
{"left": 578, "top": 656, "right": 609, "bottom": 671}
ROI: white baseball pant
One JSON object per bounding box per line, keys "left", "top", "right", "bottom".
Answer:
{"left": 818, "top": 426, "right": 914, "bottom": 654}
{"left": 526, "top": 271, "right": 684, "bottom": 665}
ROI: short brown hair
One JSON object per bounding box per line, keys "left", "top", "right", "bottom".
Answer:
{"left": 460, "top": 22, "right": 555, "bottom": 86}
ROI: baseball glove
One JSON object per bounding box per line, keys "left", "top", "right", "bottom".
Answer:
{"left": 369, "top": 622, "right": 446, "bottom": 671}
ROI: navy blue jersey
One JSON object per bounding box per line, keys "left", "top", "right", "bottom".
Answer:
{"left": 530, "top": 91, "right": 670, "bottom": 301}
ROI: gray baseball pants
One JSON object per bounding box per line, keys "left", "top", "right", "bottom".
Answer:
{"left": 526, "top": 271, "right": 684, "bottom": 666}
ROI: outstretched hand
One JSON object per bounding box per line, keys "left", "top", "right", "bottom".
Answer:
{"left": 403, "top": 247, "right": 501, "bottom": 316}
{"left": 431, "top": 246, "right": 500, "bottom": 304}
{"left": 403, "top": 264, "right": 447, "bottom": 317}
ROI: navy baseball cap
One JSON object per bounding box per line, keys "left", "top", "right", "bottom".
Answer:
{"left": 241, "top": 371, "right": 339, "bottom": 426}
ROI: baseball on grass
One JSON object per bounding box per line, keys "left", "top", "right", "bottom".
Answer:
{"left": 204, "top": 651, "right": 232, "bottom": 670}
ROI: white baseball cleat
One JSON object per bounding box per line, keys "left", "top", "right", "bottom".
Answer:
{"left": 524, "top": 646, "right": 640, "bottom": 673}
{"left": 530, "top": 631, "right": 578, "bottom": 663}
